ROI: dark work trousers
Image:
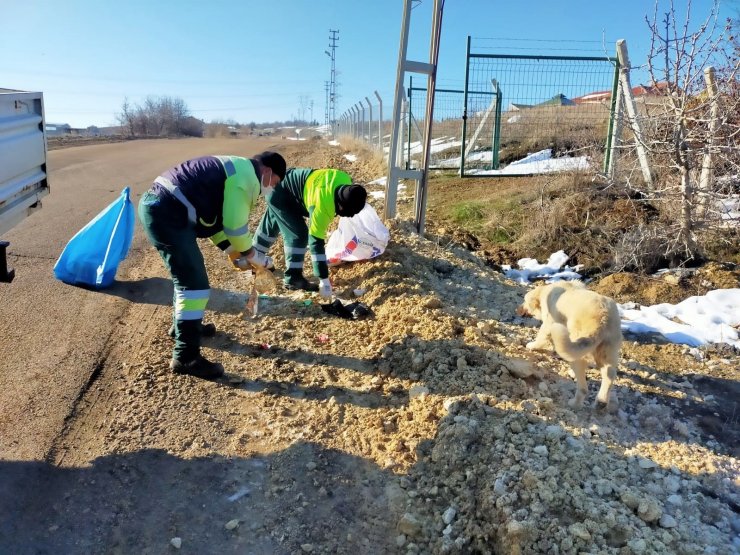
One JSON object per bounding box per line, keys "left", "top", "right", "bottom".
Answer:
{"left": 138, "top": 190, "right": 210, "bottom": 363}
{"left": 254, "top": 185, "right": 309, "bottom": 284}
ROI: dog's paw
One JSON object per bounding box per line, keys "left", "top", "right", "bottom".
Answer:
{"left": 595, "top": 395, "right": 619, "bottom": 413}
{"left": 526, "top": 341, "right": 545, "bottom": 351}
{"left": 568, "top": 397, "right": 585, "bottom": 409}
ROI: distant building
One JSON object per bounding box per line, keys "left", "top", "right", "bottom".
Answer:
{"left": 537, "top": 93, "right": 575, "bottom": 107}
{"left": 45, "top": 123, "right": 72, "bottom": 136}
{"left": 573, "top": 81, "right": 671, "bottom": 104}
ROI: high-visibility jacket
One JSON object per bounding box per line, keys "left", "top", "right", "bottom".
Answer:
{"left": 154, "top": 155, "right": 260, "bottom": 253}
{"left": 271, "top": 168, "right": 351, "bottom": 278}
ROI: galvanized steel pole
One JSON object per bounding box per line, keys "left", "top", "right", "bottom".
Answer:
{"left": 374, "top": 91, "right": 383, "bottom": 152}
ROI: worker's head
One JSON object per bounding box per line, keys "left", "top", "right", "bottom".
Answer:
{"left": 334, "top": 184, "right": 367, "bottom": 217}
{"left": 254, "top": 151, "right": 286, "bottom": 188}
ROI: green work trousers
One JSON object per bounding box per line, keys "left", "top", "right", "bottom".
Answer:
{"left": 254, "top": 185, "right": 309, "bottom": 283}
{"left": 138, "top": 190, "right": 209, "bottom": 363}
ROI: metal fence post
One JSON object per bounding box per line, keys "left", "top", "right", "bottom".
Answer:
{"left": 398, "top": 94, "right": 407, "bottom": 171}
{"left": 407, "top": 77, "right": 413, "bottom": 168}
{"left": 699, "top": 65, "right": 719, "bottom": 216}
{"left": 616, "top": 39, "right": 653, "bottom": 189}
{"left": 459, "top": 35, "right": 471, "bottom": 177}
{"left": 356, "top": 105, "right": 361, "bottom": 138}
{"left": 359, "top": 102, "right": 366, "bottom": 141}
{"left": 374, "top": 91, "right": 383, "bottom": 152}
{"left": 365, "top": 97, "right": 374, "bottom": 148}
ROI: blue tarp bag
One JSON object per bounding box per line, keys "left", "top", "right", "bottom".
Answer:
{"left": 54, "top": 187, "right": 135, "bottom": 289}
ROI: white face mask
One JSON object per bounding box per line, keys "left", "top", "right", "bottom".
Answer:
{"left": 260, "top": 169, "right": 274, "bottom": 199}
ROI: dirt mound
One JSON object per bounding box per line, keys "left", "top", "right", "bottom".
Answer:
{"left": 41, "top": 139, "right": 738, "bottom": 554}
{"left": 594, "top": 263, "right": 740, "bottom": 305}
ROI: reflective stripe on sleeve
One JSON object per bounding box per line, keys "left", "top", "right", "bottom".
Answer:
{"left": 224, "top": 223, "right": 249, "bottom": 236}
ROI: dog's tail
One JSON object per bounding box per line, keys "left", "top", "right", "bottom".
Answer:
{"left": 550, "top": 323, "right": 595, "bottom": 362}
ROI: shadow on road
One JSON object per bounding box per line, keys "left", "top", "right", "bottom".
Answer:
{"left": 0, "top": 442, "right": 402, "bottom": 555}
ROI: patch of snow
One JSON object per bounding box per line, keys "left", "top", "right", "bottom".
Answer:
{"left": 620, "top": 289, "right": 740, "bottom": 348}
{"left": 503, "top": 250, "right": 582, "bottom": 284}
{"left": 328, "top": 140, "right": 340, "bottom": 146}
{"left": 717, "top": 194, "right": 739, "bottom": 225}
{"left": 344, "top": 153, "right": 357, "bottom": 163}
{"left": 471, "top": 149, "right": 590, "bottom": 176}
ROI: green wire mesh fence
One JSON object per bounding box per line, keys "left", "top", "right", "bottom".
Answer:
{"left": 406, "top": 37, "right": 620, "bottom": 177}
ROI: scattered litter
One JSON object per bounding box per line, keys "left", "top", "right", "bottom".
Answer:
{"left": 353, "top": 288, "right": 367, "bottom": 297}
{"left": 244, "top": 268, "right": 279, "bottom": 319}
{"left": 224, "top": 519, "right": 240, "bottom": 530}
{"left": 170, "top": 537, "right": 182, "bottom": 549}
{"left": 226, "top": 488, "right": 251, "bottom": 503}
{"left": 260, "top": 343, "right": 272, "bottom": 350}
{"left": 321, "top": 299, "right": 372, "bottom": 320}
{"left": 317, "top": 333, "right": 330, "bottom": 344}
{"left": 302, "top": 299, "right": 313, "bottom": 306}
{"left": 245, "top": 288, "right": 259, "bottom": 319}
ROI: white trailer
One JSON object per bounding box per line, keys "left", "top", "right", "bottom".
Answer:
{"left": 0, "top": 89, "right": 49, "bottom": 282}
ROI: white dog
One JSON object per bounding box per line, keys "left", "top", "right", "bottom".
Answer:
{"left": 518, "top": 281, "right": 622, "bottom": 408}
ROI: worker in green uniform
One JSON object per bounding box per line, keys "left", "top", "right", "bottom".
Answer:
{"left": 252, "top": 168, "right": 367, "bottom": 297}
{"left": 138, "top": 151, "right": 286, "bottom": 380}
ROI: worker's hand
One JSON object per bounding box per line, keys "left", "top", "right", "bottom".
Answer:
{"left": 246, "top": 249, "right": 274, "bottom": 270}
{"left": 225, "top": 246, "right": 242, "bottom": 269}
{"left": 319, "top": 278, "right": 332, "bottom": 299}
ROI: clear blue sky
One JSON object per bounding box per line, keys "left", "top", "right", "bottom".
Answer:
{"left": 1, "top": 0, "right": 734, "bottom": 128}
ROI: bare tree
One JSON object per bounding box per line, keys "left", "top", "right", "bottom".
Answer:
{"left": 117, "top": 96, "right": 194, "bottom": 137}
{"left": 637, "top": 0, "right": 740, "bottom": 264}
{"left": 116, "top": 97, "right": 135, "bottom": 136}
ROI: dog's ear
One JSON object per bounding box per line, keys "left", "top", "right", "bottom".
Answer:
{"left": 530, "top": 287, "right": 542, "bottom": 312}
{"left": 521, "top": 287, "right": 542, "bottom": 317}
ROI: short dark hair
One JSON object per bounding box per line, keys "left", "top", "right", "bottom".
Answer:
{"left": 254, "top": 151, "right": 286, "bottom": 180}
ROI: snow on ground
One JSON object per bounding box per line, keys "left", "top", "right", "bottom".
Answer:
{"left": 343, "top": 153, "right": 357, "bottom": 162}
{"left": 717, "top": 194, "right": 740, "bottom": 225}
{"left": 369, "top": 183, "right": 405, "bottom": 199}
{"left": 507, "top": 251, "right": 740, "bottom": 349}
{"left": 368, "top": 176, "right": 386, "bottom": 186}
{"left": 328, "top": 140, "right": 340, "bottom": 146}
{"left": 431, "top": 145, "right": 590, "bottom": 175}
{"left": 406, "top": 136, "right": 462, "bottom": 156}
{"left": 503, "top": 250, "right": 583, "bottom": 283}
{"left": 620, "top": 289, "right": 740, "bottom": 348}
{"left": 470, "top": 148, "right": 590, "bottom": 176}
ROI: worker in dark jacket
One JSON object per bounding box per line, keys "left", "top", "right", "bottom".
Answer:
{"left": 252, "top": 168, "right": 366, "bottom": 297}
{"left": 138, "top": 151, "right": 286, "bottom": 380}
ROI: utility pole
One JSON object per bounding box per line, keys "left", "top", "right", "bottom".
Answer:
{"left": 324, "top": 81, "right": 330, "bottom": 127}
{"left": 325, "top": 29, "right": 339, "bottom": 135}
